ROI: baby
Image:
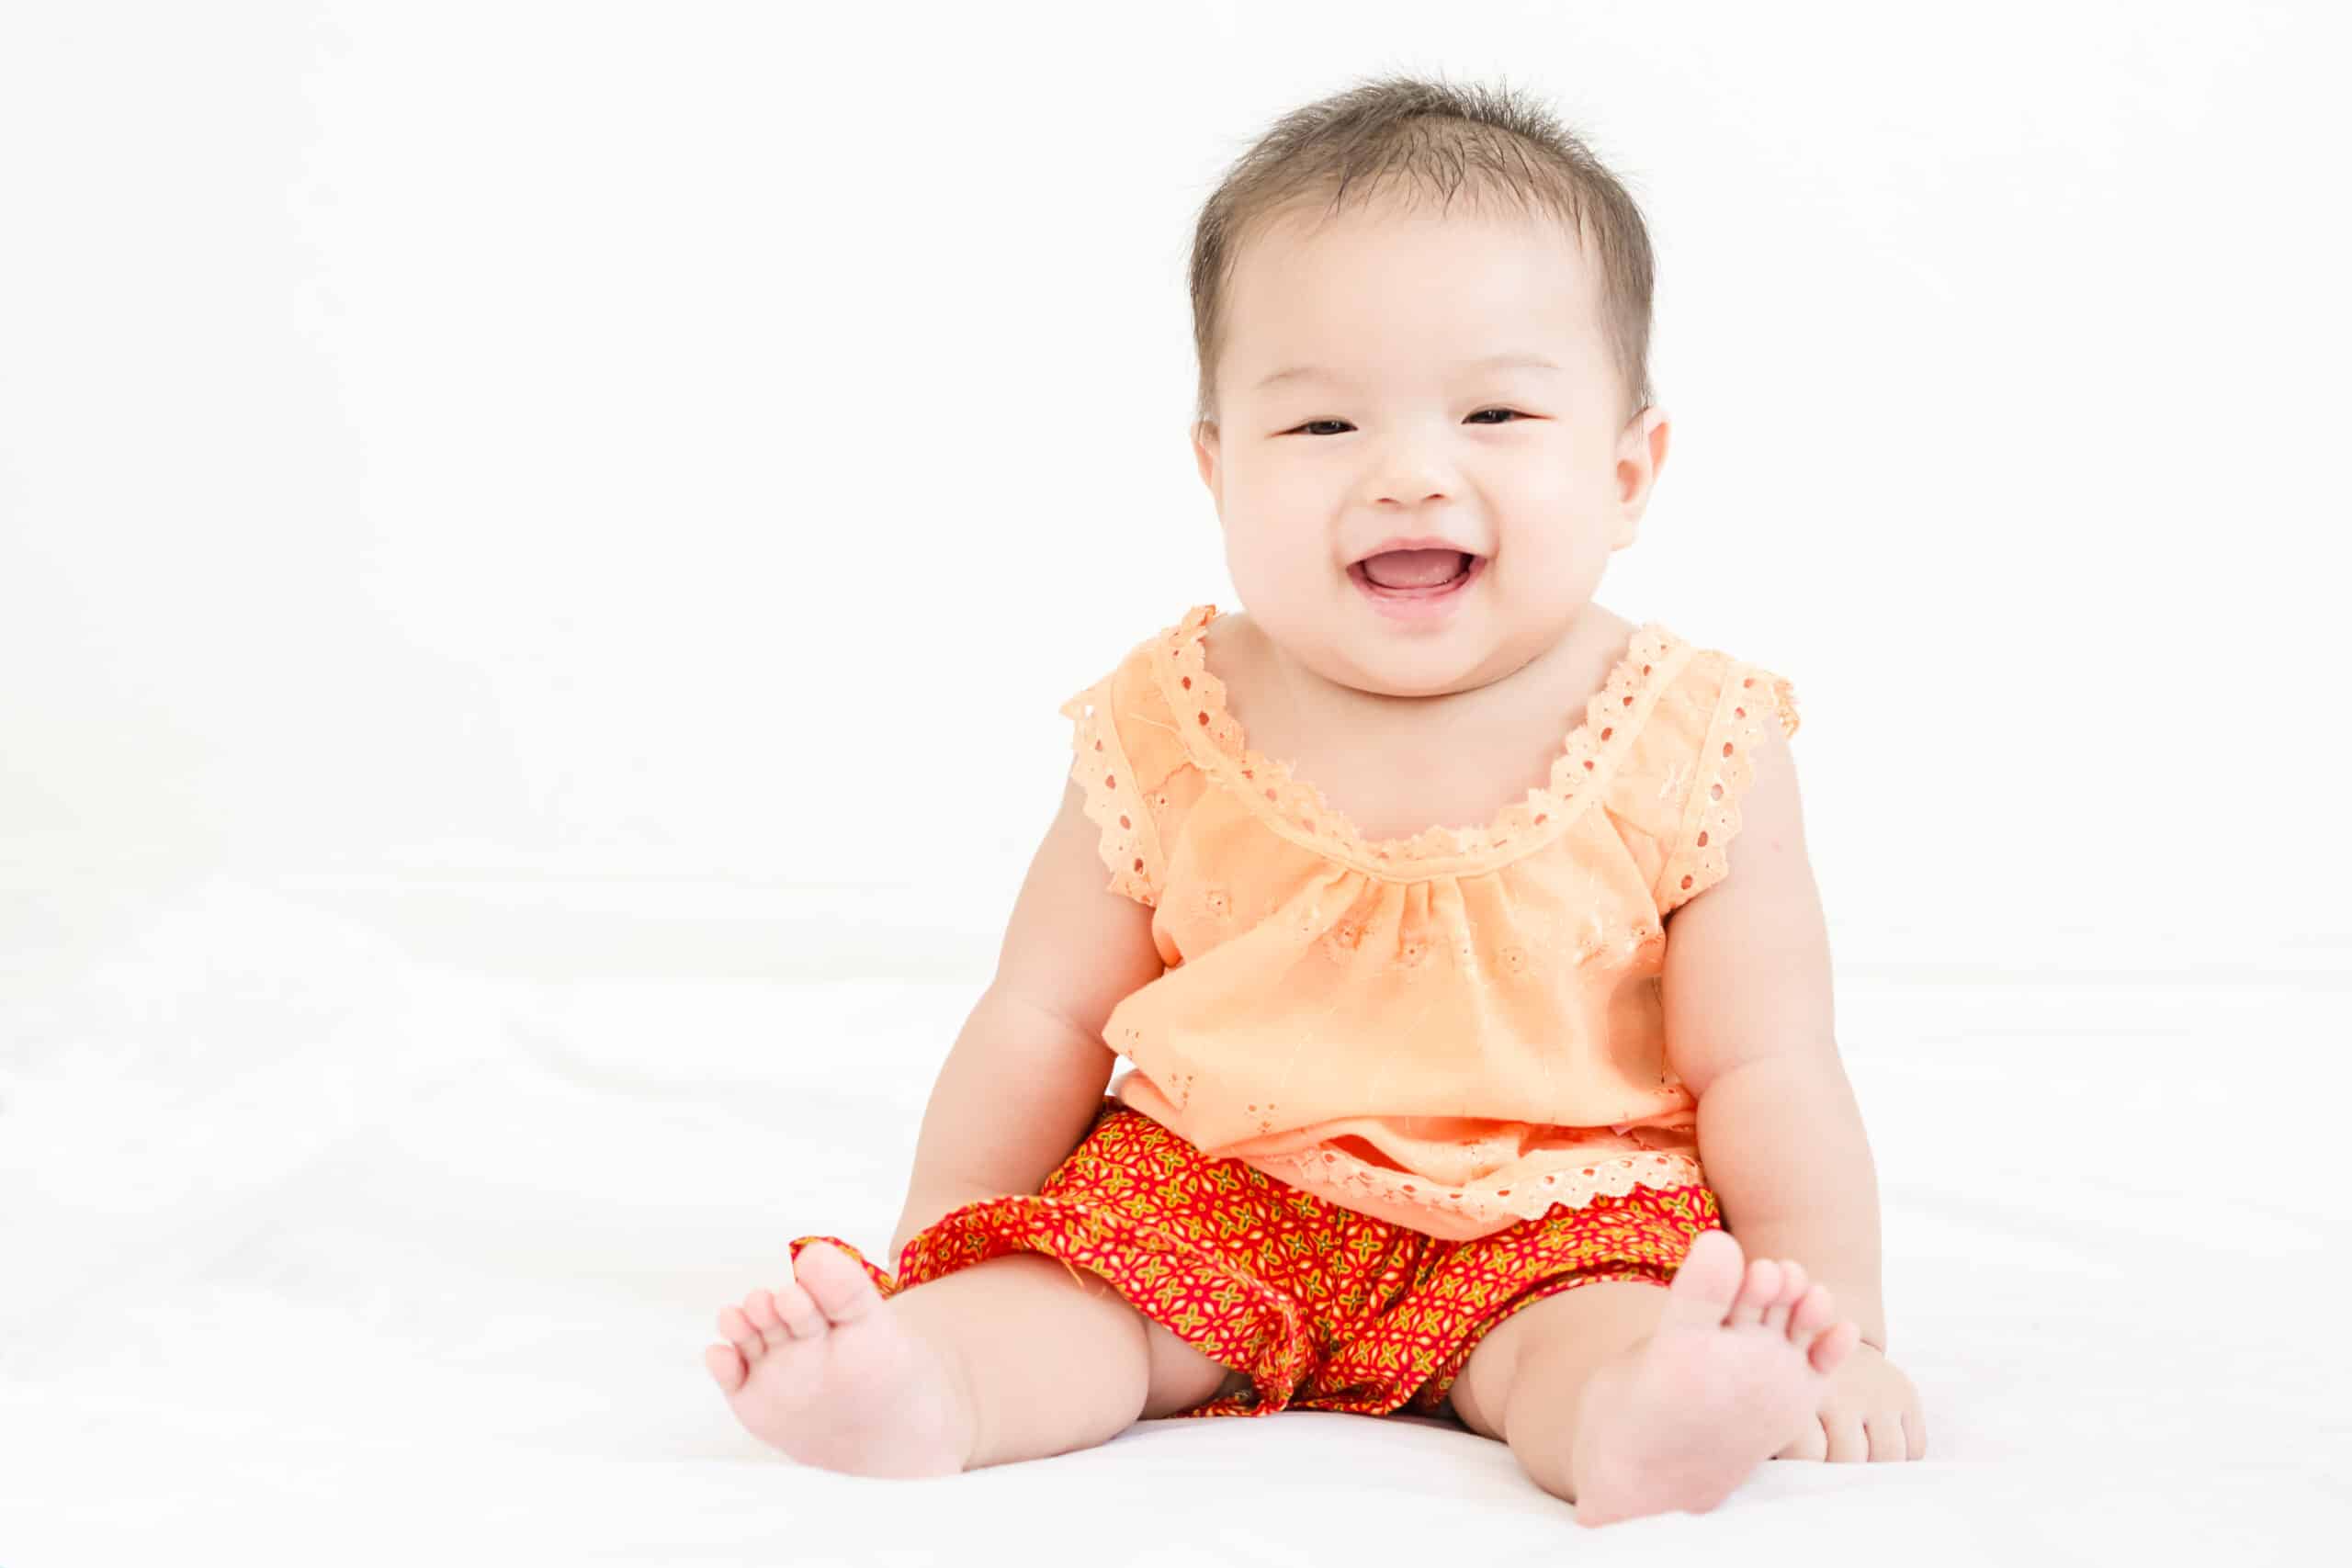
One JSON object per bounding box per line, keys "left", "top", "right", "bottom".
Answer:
{"left": 702, "top": 73, "right": 1925, "bottom": 1528}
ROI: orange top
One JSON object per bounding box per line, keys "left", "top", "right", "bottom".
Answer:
{"left": 1058, "top": 604, "right": 1802, "bottom": 1241}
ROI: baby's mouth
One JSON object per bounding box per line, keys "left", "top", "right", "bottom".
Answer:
{"left": 1350, "top": 548, "right": 1480, "bottom": 594}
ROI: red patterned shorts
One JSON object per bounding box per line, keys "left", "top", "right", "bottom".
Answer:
{"left": 787, "top": 1097, "right": 1724, "bottom": 1420}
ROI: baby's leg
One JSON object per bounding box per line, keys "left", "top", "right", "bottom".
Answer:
{"left": 1453, "top": 1230, "right": 1857, "bottom": 1529}
{"left": 707, "top": 1242, "right": 1239, "bottom": 1475}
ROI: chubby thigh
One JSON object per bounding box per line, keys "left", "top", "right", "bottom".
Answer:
{"left": 1143, "top": 1314, "right": 1253, "bottom": 1417}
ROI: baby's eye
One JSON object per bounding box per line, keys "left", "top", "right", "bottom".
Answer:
{"left": 1285, "top": 410, "right": 1530, "bottom": 436}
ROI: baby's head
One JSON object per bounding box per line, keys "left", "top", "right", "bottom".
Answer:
{"left": 1188, "top": 74, "right": 1665, "bottom": 698}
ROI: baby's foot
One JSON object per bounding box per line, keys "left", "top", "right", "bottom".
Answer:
{"left": 1568, "top": 1229, "right": 1859, "bottom": 1529}
{"left": 703, "top": 1241, "right": 973, "bottom": 1478}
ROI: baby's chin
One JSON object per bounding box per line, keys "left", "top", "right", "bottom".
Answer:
{"left": 1324, "top": 613, "right": 1520, "bottom": 699}
{"left": 1329, "top": 595, "right": 1601, "bottom": 700}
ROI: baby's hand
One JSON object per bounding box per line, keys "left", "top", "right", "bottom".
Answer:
{"left": 1771, "top": 1342, "right": 1926, "bottom": 1461}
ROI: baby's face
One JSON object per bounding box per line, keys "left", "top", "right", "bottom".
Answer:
{"left": 1194, "top": 198, "right": 1668, "bottom": 699}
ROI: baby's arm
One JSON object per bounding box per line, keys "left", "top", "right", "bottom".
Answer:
{"left": 1658, "top": 725, "right": 1887, "bottom": 1352}
{"left": 886, "top": 776, "right": 1165, "bottom": 1263}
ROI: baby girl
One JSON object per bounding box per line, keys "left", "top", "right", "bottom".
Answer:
{"left": 702, "top": 73, "right": 1925, "bottom": 1528}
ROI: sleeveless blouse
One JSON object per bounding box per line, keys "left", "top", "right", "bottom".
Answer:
{"left": 1058, "top": 604, "right": 1802, "bottom": 1241}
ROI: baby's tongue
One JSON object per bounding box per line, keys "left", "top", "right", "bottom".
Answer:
{"left": 1359, "top": 548, "right": 1465, "bottom": 590}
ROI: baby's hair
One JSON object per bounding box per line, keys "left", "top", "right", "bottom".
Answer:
{"left": 1187, "top": 71, "right": 1658, "bottom": 436}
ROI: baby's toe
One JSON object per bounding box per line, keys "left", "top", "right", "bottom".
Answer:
{"left": 792, "top": 1241, "right": 888, "bottom": 1326}
{"left": 741, "top": 1288, "right": 788, "bottom": 1349}
{"left": 704, "top": 1341, "right": 749, "bottom": 1394}
{"left": 770, "top": 1277, "right": 825, "bottom": 1337}
{"left": 1760, "top": 1259, "right": 1806, "bottom": 1335}
{"left": 1659, "top": 1229, "right": 1745, "bottom": 1329}
{"left": 1787, "top": 1280, "right": 1837, "bottom": 1341}
{"left": 1725, "top": 1256, "right": 1783, "bottom": 1328}
{"left": 718, "top": 1303, "right": 765, "bottom": 1361}
{"left": 1797, "top": 1302, "right": 1861, "bottom": 1377}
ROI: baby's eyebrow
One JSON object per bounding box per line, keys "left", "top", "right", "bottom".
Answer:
{"left": 1253, "top": 352, "right": 1563, "bottom": 390}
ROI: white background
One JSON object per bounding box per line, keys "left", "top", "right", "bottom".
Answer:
{"left": 5, "top": 0, "right": 2346, "bottom": 984}
{"left": 4, "top": 6, "right": 2349, "bottom": 1564}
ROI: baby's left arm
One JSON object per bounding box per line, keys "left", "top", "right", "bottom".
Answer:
{"left": 1657, "top": 720, "right": 1887, "bottom": 1354}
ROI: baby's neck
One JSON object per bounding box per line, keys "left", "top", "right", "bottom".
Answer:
{"left": 1199, "top": 602, "right": 1639, "bottom": 845}
{"left": 1224, "top": 604, "right": 1634, "bottom": 750}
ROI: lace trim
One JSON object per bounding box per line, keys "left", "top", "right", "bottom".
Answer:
{"left": 1246, "top": 1143, "right": 1705, "bottom": 1232}
{"left": 1060, "top": 680, "right": 1164, "bottom": 908}
{"left": 1151, "top": 604, "right": 1691, "bottom": 880}
{"left": 1657, "top": 662, "right": 1802, "bottom": 911}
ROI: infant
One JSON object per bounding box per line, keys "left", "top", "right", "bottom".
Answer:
{"left": 702, "top": 73, "right": 1924, "bottom": 1528}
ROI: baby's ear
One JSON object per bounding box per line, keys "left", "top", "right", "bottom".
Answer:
{"left": 1193, "top": 420, "right": 1221, "bottom": 491}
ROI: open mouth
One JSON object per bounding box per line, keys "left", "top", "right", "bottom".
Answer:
{"left": 1349, "top": 548, "right": 1482, "bottom": 596}
{"left": 1348, "top": 548, "right": 1486, "bottom": 619}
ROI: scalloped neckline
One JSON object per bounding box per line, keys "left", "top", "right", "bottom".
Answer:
{"left": 1159, "top": 603, "right": 1683, "bottom": 876}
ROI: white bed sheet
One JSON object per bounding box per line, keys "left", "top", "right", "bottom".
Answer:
{"left": 2, "top": 875, "right": 2345, "bottom": 1566}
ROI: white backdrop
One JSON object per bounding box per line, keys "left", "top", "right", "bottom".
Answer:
{"left": 6, "top": 6, "right": 2351, "bottom": 1565}
{"left": 4, "top": 1, "right": 2346, "bottom": 984}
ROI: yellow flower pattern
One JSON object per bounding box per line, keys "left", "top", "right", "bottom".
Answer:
{"left": 789, "top": 1098, "right": 1722, "bottom": 1418}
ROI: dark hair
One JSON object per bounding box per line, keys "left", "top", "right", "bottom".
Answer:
{"left": 1188, "top": 71, "right": 1658, "bottom": 434}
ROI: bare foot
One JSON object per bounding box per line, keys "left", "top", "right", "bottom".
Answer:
{"left": 703, "top": 1241, "right": 973, "bottom": 1477}
{"left": 1568, "top": 1229, "right": 1860, "bottom": 1528}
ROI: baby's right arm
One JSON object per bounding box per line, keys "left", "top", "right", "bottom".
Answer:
{"left": 884, "top": 774, "right": 1164, "bottom": 1263}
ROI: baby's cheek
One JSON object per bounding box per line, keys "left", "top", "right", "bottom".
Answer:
{"left": 1225, "top": 530, "right": 1313, "bottom": 590}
